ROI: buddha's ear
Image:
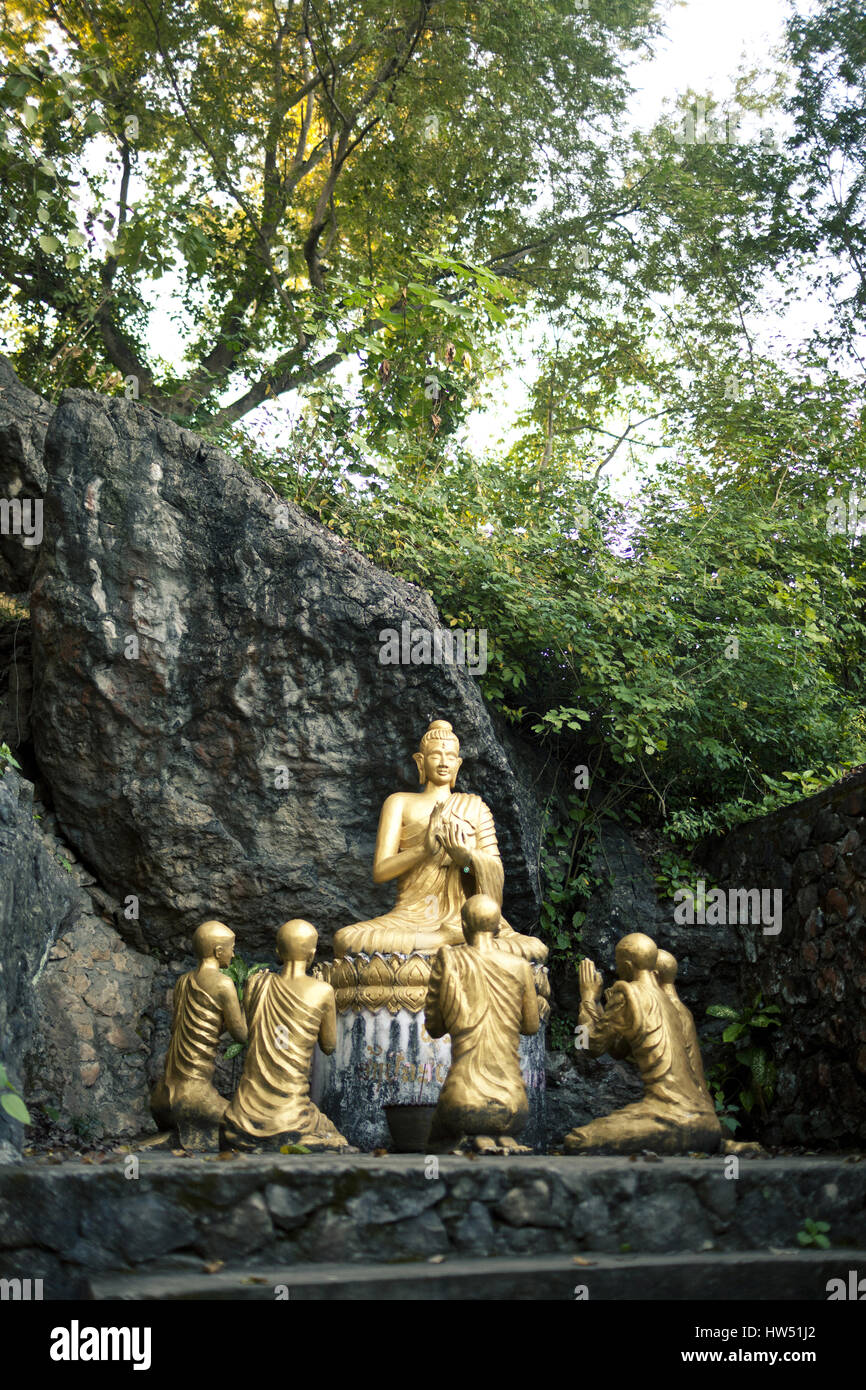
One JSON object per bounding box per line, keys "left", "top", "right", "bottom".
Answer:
{"left": 449, "top": 757, "right": 462, "bottom": 789}
{"left": 412, "top": 751, "right": 425, "bottom": 784}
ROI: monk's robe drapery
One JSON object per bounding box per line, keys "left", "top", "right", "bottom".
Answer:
{"left": 584, "top": 979, "right": 715, "bottom": 1115}
{"left": 225, "top": 972, "right": 345, "bottom": 1142}
{"left": 567, "top": 976, "right": 722, "bottom": 1153}
{"left": 165, "top": 974, "right": 224, "bottom": 1104}
{"left": 426, "top": 945, "right": 536, "bottom": 1136}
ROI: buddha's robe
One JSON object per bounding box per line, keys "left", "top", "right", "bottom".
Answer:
{"left": 425, "top": 944, "right": 539, "bottom": 1139}
{"left": 334, "top": 792, "right": 547, "bottom": 962}
{"left": 150, "top": 973, "right": 228, "bottom": 1127}
{"left": 565, "top": 976, "right": 721, "bottom": 1154}
{"left": 224, "top": 972, "right": 349, "bottom": 1149}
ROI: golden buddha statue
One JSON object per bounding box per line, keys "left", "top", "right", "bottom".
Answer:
{"left": 333, "top": 720, "right": 547, "bottom": 963}
{"left": 425, "top": 895, "right": 540, "bottom": 1153}
{"left": 223, "top": 920, "right": 352, "bottom": 1151}
{"left": 655, "top": 948, "right": 710, "bottom": 1092}
{"left": 150, "top": 920, "right": 247, "bottom": 1149}
{"left": 563, "top": 933, "right": 721, "bottom": 1155}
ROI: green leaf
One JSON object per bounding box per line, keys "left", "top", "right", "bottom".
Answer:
{"left": 38, "top": 233, "right": 61, "bottom": 254}
{"left": 1, "top": 1091, "right": 30, "bottom": 1124}
{"left": 224, "top": 1042, "right": 245, "bottom": 1059}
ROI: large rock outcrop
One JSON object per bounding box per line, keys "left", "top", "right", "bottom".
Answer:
{"left": 0, "top": 768, "right": 77, "bottom": 1156}
{"left": 0, "top": 767, "right": 157, "bottom": 1146}
{"left": 0, "top": 357, "right": 51, "bottom": 594}
{"left": 30, "top": 389, "right": 543, "bottom": 955}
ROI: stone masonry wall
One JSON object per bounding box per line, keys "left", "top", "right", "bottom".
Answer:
{"left": 702, "top": 769, "right": 866, "bottom": 1146}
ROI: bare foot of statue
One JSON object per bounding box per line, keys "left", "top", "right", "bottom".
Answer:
{"left": 452, "top": 1134, "right": 529, "bottom": 1155}
{"left": 497, "top": 1135, "right": 531, "bottom": 1154}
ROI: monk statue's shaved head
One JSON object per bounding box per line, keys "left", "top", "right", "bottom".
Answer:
{"left": 615, "top": 932, "right": 658, "bottom": 976}
{"left": 461, "top": 894, "right": 501, "bottom": 940}
{"left": 276, "top": 919, "right": 318, "bottom": 963}
{"left": 192, "top": 920, "right": 235, "bottom": 961}
{"left": 655, "top": 949, "right": 678, "bottom": 984}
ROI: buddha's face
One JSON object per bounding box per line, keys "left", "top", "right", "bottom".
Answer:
{"left": 422, "top": 744, "right": 461, "bottom": 786}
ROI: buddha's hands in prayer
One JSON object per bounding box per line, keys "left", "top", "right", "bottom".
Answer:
{"left": 439, "top": 818, "right": 472, "bottom": 869}
{"left": 425, "top": 802, "right": 446, "bottom": 856}
{"left": 579, "top": 958, "right": 604, "bottom": 1004}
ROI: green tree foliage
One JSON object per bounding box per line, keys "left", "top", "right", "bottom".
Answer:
{"left": 1, "top": 0, "right": 662, "bottom": 423}
{"left": 784, "top": 0, "right": 866, "bottom": 351}
{"left": 239, "top": 359, "right": 866, "bottom": 840}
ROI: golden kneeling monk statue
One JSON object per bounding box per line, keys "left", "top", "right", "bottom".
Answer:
{"left": 425, "top": 895, "right": 540, "bottom": 1153}
{"left": 150, "top": 920, "right": 247, "bottom": 1150}
{"left": 333, "top": 720, "right": 547, "bottom": 962}
{"left": 563, "top": 933, "right": 722, "bottom": 1155}
{"left": 223, "top": 920, "right": 352, "bottom": 1151}
{"left": 655, "top": 948, "right": 711, "bottom": 1092}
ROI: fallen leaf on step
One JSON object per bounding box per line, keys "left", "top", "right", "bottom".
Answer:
{"left": 202, "top": 1261, "right": 224, "bottom": 1274}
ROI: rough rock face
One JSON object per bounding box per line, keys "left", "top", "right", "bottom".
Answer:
{"left": 0, "top": 611, "right": 32, "bottom": 754}
{"left": 545, "top": 1048, "right": 643, "bottom": 1146}
{"left": 0, "top": 768, "right": 77, "bottom": 1157}
{"left": 0, "top": 768, "right": 158, "bottom": 1144}
{"left": 33, "top": 914, "right": 156, "bottom": 1139}
{"left": 556, "top": 823, "right": 743, "bottom": 1024}
{"left": 0, "top": 357, "right": 51, "bottom": 594}
{"left": 702, "top": 770, "right": 866, "bottom": 1147}
{"left": 31, "top": 389, "right": 543, "bottom": 955}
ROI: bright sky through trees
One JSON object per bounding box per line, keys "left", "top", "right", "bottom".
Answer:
{"left": 466, "top": 0, "right": 796, "bottom": 475}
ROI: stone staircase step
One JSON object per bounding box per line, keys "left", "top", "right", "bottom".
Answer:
{"left": 90, "top": 1248, "right": 866, "bottom": 1301}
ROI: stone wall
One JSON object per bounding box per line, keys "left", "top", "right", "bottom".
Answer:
{"left": 702, "top": 770, "right": 866, "bottom": 1146}
{"left": 1, "top": 1153, "right": 863, "bottom": 1299}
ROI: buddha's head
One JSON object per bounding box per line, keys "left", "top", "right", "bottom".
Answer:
{"left": 461, "top": 893, "right": 501, "bottom": 942}
{"left": 614, "top": 932, "right": 658, "bottom": 981}
{"left": 413, "top": 718, "right": 462, "bottom": 789}
{"left": 655, "top": 949, "right": 678, "bottom": 985}
{"left": 276, "top": 918, "right": 318, "bottom": 966}
{"left": 193, "top": 920, "right": 236, "bottom": 966}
